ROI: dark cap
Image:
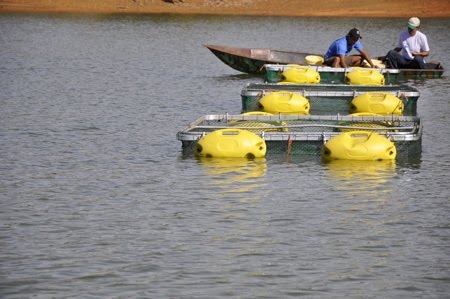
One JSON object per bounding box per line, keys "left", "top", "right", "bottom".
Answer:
{"left": 348, "top": 28, "right": 362, "bottom": 40}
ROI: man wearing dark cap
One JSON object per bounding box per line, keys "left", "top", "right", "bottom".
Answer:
{"left": 324, "top": 28, "right": 376, "bottom": 68}
{"left": 384, "top": 17, "right": 430, "bottom": 69}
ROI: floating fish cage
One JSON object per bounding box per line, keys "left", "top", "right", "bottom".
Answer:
{"left": 241, "top": 83, "right": 420, "bottom": 116}
{"left": 177, "top": 114, "right": 422, "bottom": 158}
{"left": 263, "top": 64, "right": 400, "bottom": 84}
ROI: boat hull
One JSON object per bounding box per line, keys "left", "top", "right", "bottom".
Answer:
{"left": 204, "top": 44, "right": 319, "bottom": 74}
{"left": 397, "top": 66, "right": 445, "bottom": 80}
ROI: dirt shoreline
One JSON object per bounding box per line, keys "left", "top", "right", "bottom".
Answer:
{"left": 1, "top": 0, "right": 449, "bottom": 17}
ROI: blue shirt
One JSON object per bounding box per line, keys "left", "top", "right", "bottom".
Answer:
{"left": 324, "top": 36, "right": 363, "bottom": 59}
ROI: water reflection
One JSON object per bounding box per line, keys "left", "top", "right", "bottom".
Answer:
{"left": 323, "top": 159, "right": 403, "bottom": 283}
{"left": 324, "top": 159, "right": 397, "bottom": 193}
{"left": 197, "top": 157, "right": 267, "bottom": 195}
{"left": 323, "top": 158, "right": 400, "bottom": 228}
{"left": 324, "top": 159, "right": 400, "bottom": 226}
{"left": 197, "top": 157, "right": 267, "bottom": 219}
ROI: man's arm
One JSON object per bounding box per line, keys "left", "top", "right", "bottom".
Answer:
{"left": 359, "top": 49, "right": 375, "bottom": 68}
{"left": 412, "top": 50, "right": 429, "bottom": 57}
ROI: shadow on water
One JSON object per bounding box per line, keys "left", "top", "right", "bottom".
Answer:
{"left": 211, "top": 73, "right": 263, "bottom": 82}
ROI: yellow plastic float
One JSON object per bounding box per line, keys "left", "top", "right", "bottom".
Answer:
{"left": 281, "top": 65, "right": 320, "bottom": 84}
{"left": 350, "top": 92, "right": 404, "bottom": 115}
{"left": 195, "top": 129, "right": 266, "bottom": 159}
{"left": 276, "top": 82, "right": 296, "bottom": 85}
{"left": 322, "top": 131, "right": 396, "bottom": 161}
{"left": 339, "top": 112, "right": 388, "bottom": 132}
{"left": 230, "top": 112, "right": 288, "bottom": 132}
{"left": 345, "top": 69, "right": 385, "bottom": 85}
{"left": 241, "top": 112, "right": 273, "bottom": 116}
{"left": 305, "top": 55, "right": 324, "bottom": 66}
{"left": 258, "top": 91, "right": 310, "bottom": 115}
{"left": 349, "top": 112, "right": 381, "bottom": 116}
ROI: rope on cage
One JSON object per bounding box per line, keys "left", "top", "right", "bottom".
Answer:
{"left": 286, "top": 134, "right": 292, "bottom": 158}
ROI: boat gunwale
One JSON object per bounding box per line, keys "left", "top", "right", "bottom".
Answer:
{"left": 204, "top": 44, "right": 321, "bottom": 61}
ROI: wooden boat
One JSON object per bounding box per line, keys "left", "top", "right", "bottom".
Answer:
{"left": 177, "top": 114, "right": 422, "bottom": 158}
{"left": 204, "top": 44, "right": 444, "bottom": 80}
{"left": 241, "top": 83, "right": 420, "bottom": 116}
{"left": 204, "top": 44, "right": 322, "bottom": 74}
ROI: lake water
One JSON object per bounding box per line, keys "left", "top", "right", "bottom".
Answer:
{"left": 1, "top": 13, "right": 449, "bottom": 298}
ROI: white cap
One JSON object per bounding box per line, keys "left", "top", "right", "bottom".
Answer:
{"left": 407, "top": 17, "right": 420, "bottom": 29}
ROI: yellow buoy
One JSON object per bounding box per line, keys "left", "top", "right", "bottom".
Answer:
{"left": 339, "top": 112, "right": 388, "bottom": 132}
{"left": 322, "top": 131, "right": 396, "bottom": 161}
{"left": 349, "top": 112, "right": 380, "bottom": 116}
{"left": 241, "top": 112, "right": 273, "bottom": 116}
{"left": 281, "top": 66, "right": 320, "bottom": 84}
{"left": 230, "top": 112, "right": 288, "bottom": 132}
{"left": 195, "top": 129, "right": 266, "bottom": 159}
{"left": 350, "top": 92, "right": 404, "bottom": 115}
{"left": 345, "top": 69, "right": 385, "bottom": 85}
{"left": 276, "top": 82, "right": 296, "bottom": 85}
{"left": 305, "top": 55, "right": 324, "bottom": 66}
{"left": 258, "top": 91, "right": 310, "bottom": 115}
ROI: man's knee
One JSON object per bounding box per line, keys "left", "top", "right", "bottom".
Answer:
{"left": 351, "top": 56, "right": 363, "bottom": 66}
{"left": 413, "top": 56, "right": 425, "bottom": 69}
{"left": 325, "top": 56, "right": 339, "bottom": 66}
{"left": 385, "top": 50, "right": 400, "bottom": 68}
{"left": 386, "top": 50, "right": 397, "bottom": 59}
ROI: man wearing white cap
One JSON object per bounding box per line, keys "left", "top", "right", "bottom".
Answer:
{"left": 385, "top": 17, "right": 430, "bottom": 69}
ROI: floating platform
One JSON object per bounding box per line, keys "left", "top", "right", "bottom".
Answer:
{"left": 241, "top": 83, "right": 420, "bottom": 116}
{"left": 264, "top": 64, "right": 401, "bottom": 84}
{"left": 177, "top": 114, "right": 422, "bottom": 158}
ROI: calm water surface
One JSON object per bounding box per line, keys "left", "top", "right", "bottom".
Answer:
{"left": 1, "top": 14, "right": 449, "bottom": 298}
